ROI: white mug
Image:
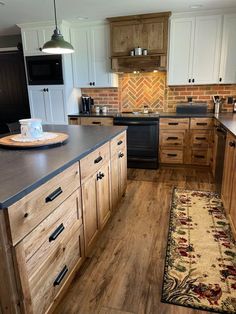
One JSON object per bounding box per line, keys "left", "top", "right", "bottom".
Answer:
{"left": 19, "top": 119, "right": 43, "bottom": 139}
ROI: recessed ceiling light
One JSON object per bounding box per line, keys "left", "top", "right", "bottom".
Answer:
{"left": 190, "top": 4, "right": 203, "bottom": 9}
{"left": 0, "top": 1, "right": 5, "bottom": 5}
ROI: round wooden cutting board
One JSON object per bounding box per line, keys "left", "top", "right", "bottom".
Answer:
{"left": 0, "top": 132, "right": 69, "bottom": 149}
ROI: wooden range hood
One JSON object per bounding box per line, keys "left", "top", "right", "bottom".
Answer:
{"left": 107, "top": 12, "right": 171, "bottom": 73}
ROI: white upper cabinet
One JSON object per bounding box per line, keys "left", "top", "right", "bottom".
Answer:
{"left": 70, "top": 23, "right": 118, "bottom": 88}
{"left": 168, "top": 14, "right": 223, "bottom": 85}
{"left": 219, "top": 14, "right": 236, "bottom": 84}
{"left": 192, "top": 15, "right": 222, "bottom": 84}
{"left": 168, "top": 18, "right": 195, "bottom": 85}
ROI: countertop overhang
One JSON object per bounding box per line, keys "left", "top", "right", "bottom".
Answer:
{"left": 0, "top": 124, "right": 127, "bottom": 209}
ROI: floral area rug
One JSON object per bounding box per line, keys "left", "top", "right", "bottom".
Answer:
{"left": 161, "top": 189, "right": 236, "bottom": 313}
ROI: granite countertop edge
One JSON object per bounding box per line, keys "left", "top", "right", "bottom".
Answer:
{"left": 0, "top": 125, "right": 127, "bottom": 209}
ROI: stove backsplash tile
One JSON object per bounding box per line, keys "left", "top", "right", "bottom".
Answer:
{"left": 81, "top": 72, "right": 236, "bottom": 113}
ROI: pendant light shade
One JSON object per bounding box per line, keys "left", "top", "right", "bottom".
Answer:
{"left": 42, "top": 0, "right": 74, "bottom": 54}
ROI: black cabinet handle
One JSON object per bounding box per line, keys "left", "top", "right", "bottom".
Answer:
{"left": 43, "top": 88, "right": 46, "bottom": 92}
{"left": 167, "top": 153, "right": 177, "bottom": 157}
{"left": 216, "top": 127, "right": 226, "bottom": 134}
{"left": 119, "top": 153, "right": 124, "bottom": 158}
{"left": 188, "top": 79, "right": 191, "bottom": 83}
{"left": 92, "top": 82, "right": 95, "bottom": 86}
{"left": 53, "top": 265, "right": 68, "bottom": 286}
{"left": 89, "top": 82, "right": 92, "bottom": 86}
{"left": 167, "top": 137, "right": 178, "bottom": 140}
{"left": 45, "top": 88, "right": 49, "bottom": 92}
{"left": 39, "top": 47, "right": 42, "bottom": 51}
{"left": 96, "top": 172, "right": 105, "bottom": 180}
{"left": 94, "top": 156, "right": 103, "bottom": 164}
{"left": 192, "top": 79, "right": 195, "bottom": 83}
{"left": 229, "top": 141, "right": 236, "bottom": 147}
{"left": 49, "top": 223, "right": 65, "bottom": 242}
{"left": 168, "top": 122, "right": 178, "bottom": 126}
{"left": 117, "top": 140, "right": 123, "bottom": 145}
{"left": 219, "top": 77, "right": 222, "bottom": 82}
{"left": 194, "top": 155, "right": 205, "bottom": 159}
{"left": 92, "top": 121, "right": 102, "bottom": 125}
{"left": 196, "top": 122, "right": 207, "bottom": 126}
{"left": 45, "top": 187, "right": 63, "bottom": 203}
{"left": 196, "top": 137, "right": 207, "bottom": 140}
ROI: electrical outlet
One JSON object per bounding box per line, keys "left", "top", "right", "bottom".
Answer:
{"left": 228, "top": 97, "right": 233, "bottom": 104}
{"left": 187, "top": 97, "right": 193, "bottom": 102}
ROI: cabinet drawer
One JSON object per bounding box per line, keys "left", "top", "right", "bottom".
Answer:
{"left": 190, "top": 130, "right": 212, "bottom": 147}
{"left": 110, "top": 131, "right": 127, "bottom": 156}
{"left": 160, "top": 118, "right": 189, "bottom": 130}
{"left": 80, "top": 142, "right": 110, "bottom": 181}
{"left": 160, "top": 130, "right": 186, "bottom": 147}
{"left": 22, "top": 189, "right": 82, "bottom": 276}
{"left": 191, "top": 149, "right": 209, "bottom": 165}
{"left": 8, "top": 163, "right": 80, "bottom": 246}
{"left": 80, "top": 117, "right": 113, "bottom": 126}
{"left": 190, "top": 118, "right": 213, "bottom": 129}
{"left": 68, "top": 117, "right": 81, "bottom": 125}
{"left": 28, "top": 223, "right": 84, "bottom": 314}
{"left": 160, "top": 149, "right": 183, "bottom": 164}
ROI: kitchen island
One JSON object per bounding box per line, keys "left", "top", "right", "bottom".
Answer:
{"left": 0, "top": 124, "right": 127, "bottom": 314}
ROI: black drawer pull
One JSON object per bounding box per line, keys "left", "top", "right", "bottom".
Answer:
{"left": 97, "top": 172, "right": 105, "bottom": 180}
{"left": 167, "top": 137, "right": 178, "bottom": 140}
{"left": 195, "top": 137, "right": 207, "bottom": 140}
{"left": 196, "top": 122, "right": 207, "bottom": 126}
{"left": 168, "top": 122, "right": 178, "bottom": 126}
{"left": 119, "top": 152, "right": 124, "bottom": 158}
{"left": 45, "top": 187, "right": 63, "bottom": 203}
{"left": 229, "top": 141, "right": 236, "bottom": 147}
{"left": 117, "top": 140, "right": 123, "bottom": 145}
{"left": 49, "top": 223, "right": 65, "bottom": 242}
{"left": 167, "top": 153, "right": 177, "bottom": 157}
{"left": 53, "top": 265, "right": 68, "bottom": 287}
{"left": 92, "top": 121, "right": 102, "bottom": 125}
{"left": 94, "top": 156, "right": 103, "bottom": 164}
{"left": 194, "top": 155, "right": 205, "bottom": 159}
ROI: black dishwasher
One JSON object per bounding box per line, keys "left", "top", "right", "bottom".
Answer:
{"left": 215, "top": 125, "right": 227, "bottom": 194}
{"left": 114, "top": 115, "right": 159, "bottom": 169}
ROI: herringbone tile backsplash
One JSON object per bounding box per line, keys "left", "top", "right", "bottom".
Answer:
{"left": 81, "top": 72, "right": 236, "bottom": 112}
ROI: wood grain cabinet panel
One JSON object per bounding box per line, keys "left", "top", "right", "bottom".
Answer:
{"left": 110, "top": 131, "right": 127, "bottom": 156}
{"left": 190, "top": 118, "right": 213, "bottom": 129}
{"left": 160, "top": 131, "right": 186, "bottom": 147}
{"left": 160, "top": 149, "right": 183, "bottom": 164}
{"left": 80, "top": 117, "right": 113, "bottom": 126}
{"left": 190, "top": 130, "right": 212, "bottom": 147}
{"left": 191, "top": 148, "right": 209, "bottom": 165}
{"left": 160, "top": 118, "right": 189, "bottom": 130}
{"left": 221, "top": 133, "right": 236, "bottom": 213}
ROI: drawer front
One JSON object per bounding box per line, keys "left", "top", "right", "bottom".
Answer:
{"left": 191, "top": 130, "right": 211, "bottom": 147}
{"left": 110, "top": 131, "right": 127, "bottom": 156}
{"left": 80, "top": 142, "right": 110, "bottom": 181}
{"left": 8, "top": 163, "right": 81, "bottom": 246}
{"left": 28, "top": 223, "right": 84, "bottom": 314}
{"left": 160, "top": 118, "right": 189, "bottom": 130}
{"left": 160, "top": 149, "right": 183, "bottom": 164}
{"left": 22, "top": 189, "right": 82, "bottom": 275}
{"left": 190, "top": 118, "right": 213, "bottom": 129}
{"left": 160, "top": 130, "right": 186, "bottom": 147}
{"left": 80, "top": 117, "right": 113, "bottom": 126}
{"left": 68, "top": 117, "right": 81, "bottom": 125}
{"left": 191, "top": 149, "right": 209, "bottom": 165}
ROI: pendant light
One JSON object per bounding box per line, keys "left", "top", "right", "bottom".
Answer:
{"left": 42, "top": 0, "right": 74, "bottom": 54}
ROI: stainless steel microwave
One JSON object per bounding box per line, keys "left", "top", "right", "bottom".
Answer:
{"left": 25, "top": 55, "right": 63, "bottom": 85}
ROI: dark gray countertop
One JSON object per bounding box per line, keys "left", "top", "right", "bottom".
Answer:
{"left": 215, "top": 113, "right": 236, "bottom": 136}
{"left": 69, "top": 112, "right": 214, "bottom": 118}
{"left": 0, "top": 124, "right": 126, "bottom": 209}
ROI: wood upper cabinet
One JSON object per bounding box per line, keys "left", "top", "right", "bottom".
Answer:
{"left": 168, "top": 15, "right": 222, "bottom": 85}
{"left": 221, "top": 133, "right": 236, "bottom": 213}
{"left": 108, "top": 13, "right": 170, "bottom": 57}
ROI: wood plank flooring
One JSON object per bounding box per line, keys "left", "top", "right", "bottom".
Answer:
{"left": 54, "top": 167, "right": 215, "bottom": 314}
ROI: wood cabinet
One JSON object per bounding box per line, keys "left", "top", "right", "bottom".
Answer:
{"left": 80, "top": 117, "right": 113, "bottom": 126}
{"left": 168, "top": 15, "right": 222, "bottom": 85}
{"left": 159, "top": 118, "right": 213, "bottom": 166}
{"left": 28, "top": 86, "right": 67, "bottom": 124}
{"left": 70, "top": 23, "right": 118, "bottom": 88}
{"left": 221, "top": 133, "right": 236, "bottom": 213}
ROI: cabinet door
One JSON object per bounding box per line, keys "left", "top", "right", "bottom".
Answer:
{"left": 110, "top": 154, "right": 120, "bottom": 210}
{"left": 28, "top": 88, "right": 48, "bottom": 123}
{"left": 168, "top": 18, "right": 195, "bottom": 85}
{"left": 70, "top": 27, "right": 92, "bottom": 87}
{"left": 96, "top": 162, "right": 111, "bottom": 230}
{"left": 22, "top": 29, "right": 42, "bottom": 55}
{"left": 141, "top": 16, "right": 168, "bottom": 54}
{"left": 219, "top": 14, "right": 236, "bottom": 84}
{"left": 82, "top": 173, "right": 99, "bottom": 255}
{"left": 221, "top": 133, "right": 236, "bottom": 213}
{"left": 192, "top": 15, "right": 222, "bottom": 84}
{"left": 90, "top": 24, "right": 116, "bottom": 87}
{"left": 46, "top": 87, "right": 66, "bottom": 124}
{"left": 119, "top": 148, "right": 127, "bottom": 197}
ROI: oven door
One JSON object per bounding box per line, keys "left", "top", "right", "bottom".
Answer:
{"left": 114, "top": 119, "right": 159, "bottom": 169}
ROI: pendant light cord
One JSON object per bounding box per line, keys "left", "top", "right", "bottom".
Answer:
{"left": 53, "top": 0, "right": 58, "bottom": 30}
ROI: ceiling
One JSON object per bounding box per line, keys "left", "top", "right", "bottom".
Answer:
{"left": 1, "top": 0, "right": 236, "bottom": 35}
